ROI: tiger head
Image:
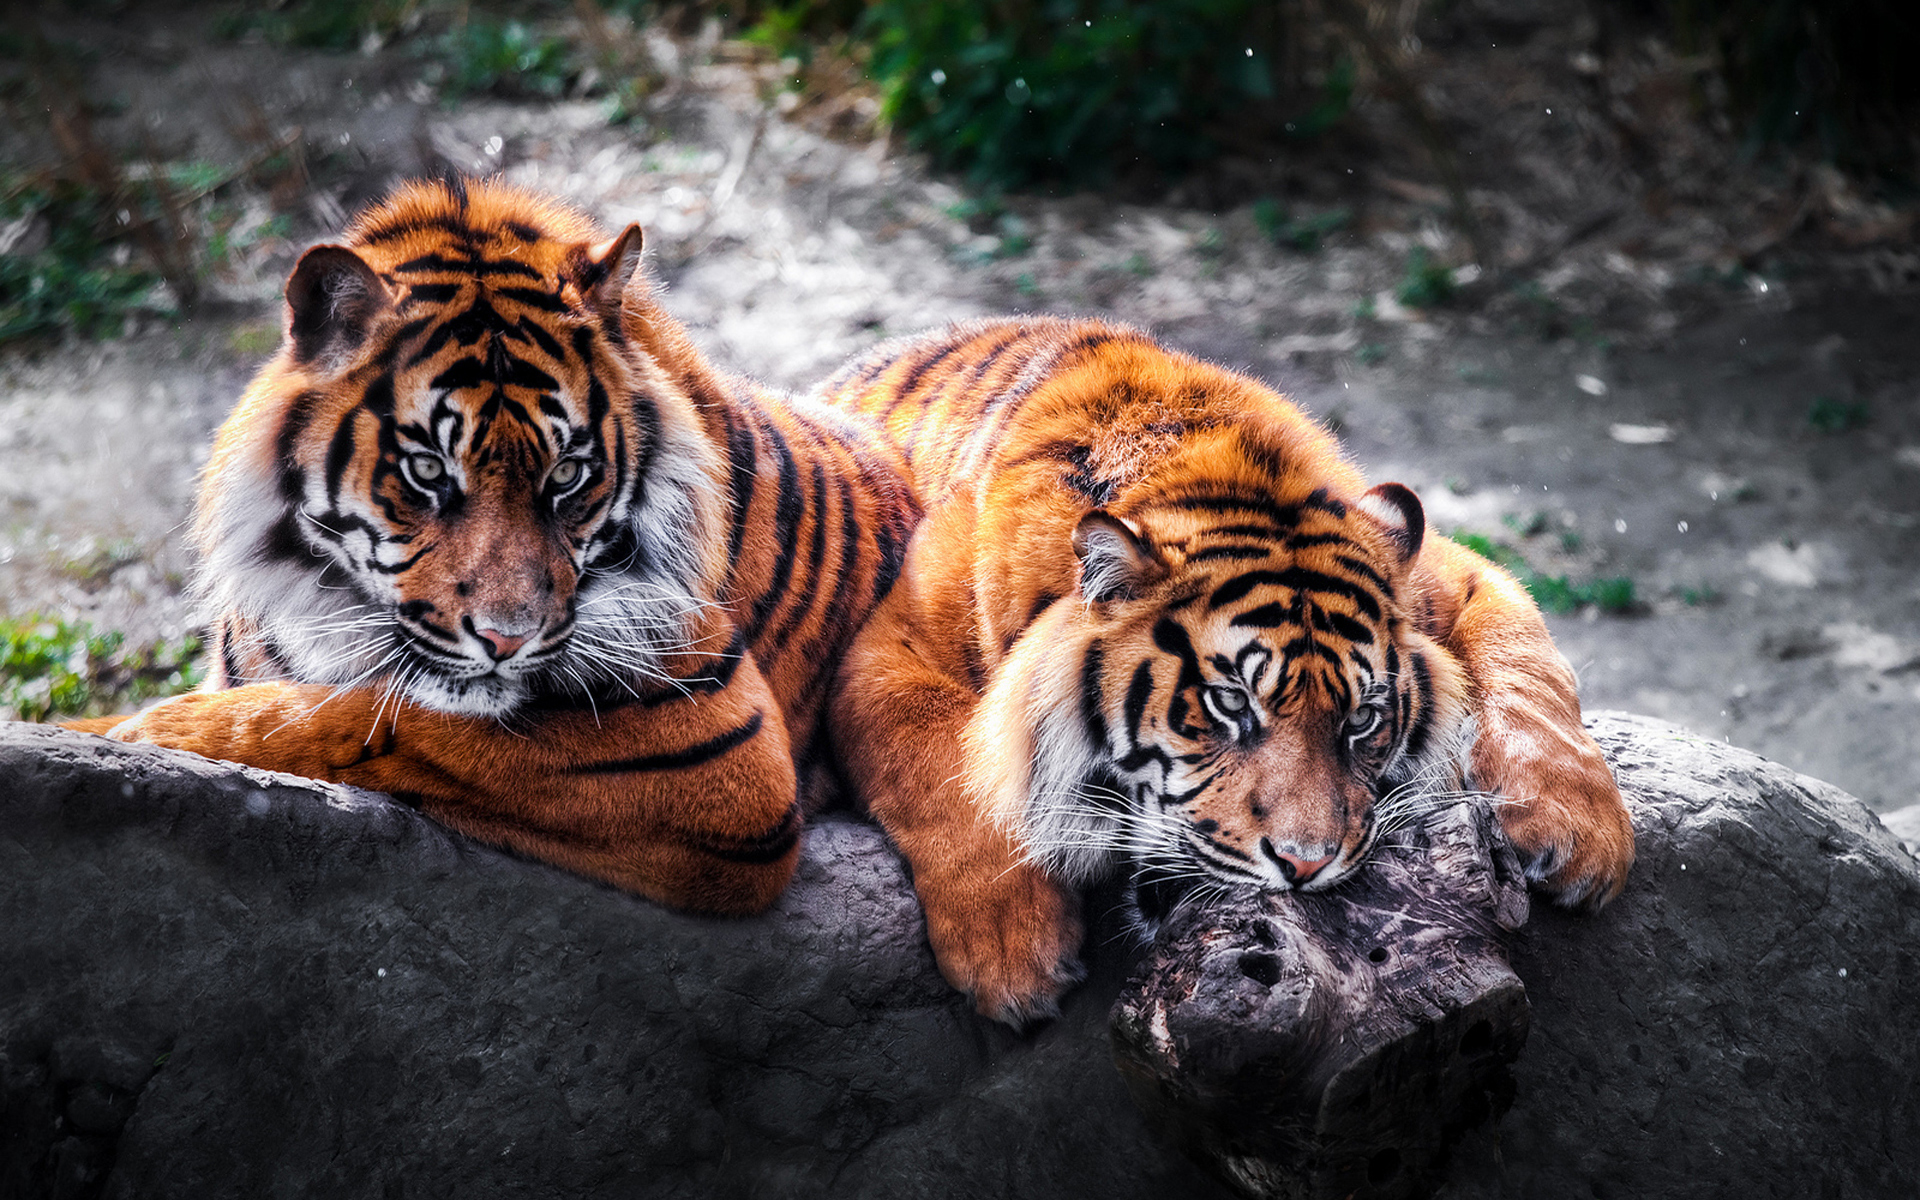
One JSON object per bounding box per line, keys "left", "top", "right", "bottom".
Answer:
{"left": 193, "top": 179, "right": 722, "bottom": 716}
{"left": 967, "top": 439, "right": 1472, "bottom": 920}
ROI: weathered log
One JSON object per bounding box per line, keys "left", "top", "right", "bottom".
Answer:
{"left": 1109, "top": 799, "right": 1532, "bottom": 1200}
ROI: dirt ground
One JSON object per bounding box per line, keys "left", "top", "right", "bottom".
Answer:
{"left": 3, "top": 5, "right": 1915, "bottom": 816}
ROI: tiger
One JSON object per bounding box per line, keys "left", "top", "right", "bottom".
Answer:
{"left": 815, "top": 316, "right": 1635, "bottom": 1026}
{"left": 68, "top": 177, "right": 917, "bottom": 915}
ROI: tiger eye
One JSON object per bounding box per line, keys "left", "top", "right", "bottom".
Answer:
{"left": 408, "top": 453, "right": 445, "bottom": 483}
{"left": 1346, "top": 703, "right": 1384, "bottom": 738}
{"left": 550, "top": 459, "right": 582, "bottom": 488}
{"left": 1208, "top": 685, "right": 1249, "bottom": 715}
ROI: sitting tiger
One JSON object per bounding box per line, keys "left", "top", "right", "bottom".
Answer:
{"left": 69, "top": 178, "right": 916, "bottom": 915}
{"left": 818, "top": 317, "right": 1635, "bottom": 1025}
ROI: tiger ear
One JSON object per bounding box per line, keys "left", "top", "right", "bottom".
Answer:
{"left": 1355, "top": 482, "right": 1426, "bottom": 566}
{"left": 1072, "top": 510, "right": 1165, "bottom": 603}
{"left": 285, "top": 245, "right": 391, "bottom": 364}
{"left": 580, "top": 224, "right": 646, "bottom": 320}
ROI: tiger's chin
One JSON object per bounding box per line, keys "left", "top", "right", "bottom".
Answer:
{"left": 402, "top": 671, "right": 532, "bottom": 718}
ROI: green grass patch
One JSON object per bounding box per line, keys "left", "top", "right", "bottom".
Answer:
{"left": 1450, "top": 533, "right": 1638, "bottom": 616}
{"left": 0, "top": 178, "right": 164, "bottom": 347}
{"left": 1394, "top": 247, "right": 1456, "bottom": 309}
{"left": 862, "top": 0, "right": 1347, "bottom": 190}
{"left": 437, "top": 19, "right": 577, "bottom": 100}
{"left": 214, "top": 0, "right": 412, "bottom": 50}
{"left": 1251, "top": 199, "right": 1349, "bottom": 251}
{"left": 1806, "top": 395, "right": 1869, "bottom": 433}
{"left": 1, "top": 616, "right": 204, "bottom": 723}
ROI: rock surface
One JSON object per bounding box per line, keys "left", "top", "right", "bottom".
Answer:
{"left": 1, "top": 712, "right": 1916, "bottom": 1199}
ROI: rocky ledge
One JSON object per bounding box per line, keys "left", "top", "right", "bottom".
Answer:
{"left": 1, "top": 713, "right": 1915, "bottom": 1199}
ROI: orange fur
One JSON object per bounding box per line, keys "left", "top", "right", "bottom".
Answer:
{"left": 817, "top": 317, "right": 1633, "bottom": 1023}
{"left": 75, "top": 179, "right": 916, "bottom": 915}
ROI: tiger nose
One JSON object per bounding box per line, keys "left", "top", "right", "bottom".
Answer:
{"left": 474, "top": 627, "right": 530, "bottom": 661}
{"left": 1263, "top": 839, "right": 1336, "bottom": 885}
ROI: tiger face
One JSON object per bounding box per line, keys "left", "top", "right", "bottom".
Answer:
{"left": 970, "top": 479, "right": 1471, "bottom": 913}
{"left": 195, "top": 182, "right": 720, "bottom": 717}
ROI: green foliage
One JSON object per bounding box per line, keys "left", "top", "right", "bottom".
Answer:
{"left": 1354, "top": 342, "right": 1386, "bottom": 365}
{"left": 1251, "top": 198, "right": 1350, "bottom": 251}
{"left": 1, "top": 616, "right": 203, "bottom": 722}
{"left": 439, "top": 19, "right": 577, "bottom": 99}
{"left": 1663, "top": 0, "right": 1920, "bottom": 176}
{"left": 945, "top": 195, "right": 1033, "bottom": 261}
{"left": 861, "top": 0, "right": 1329, "bottom": 190}
{"left": 0, "top": 178, "right": 163, "bottom": 347}
{"left": 1806, "top": 395, "right": 1869, "bottom": 433}
{"left": 1394, "top": 247, "right": 1455, "bottom": 308}
{"left": 1501, "top": 510, "right": 1550, "bottom": 537}
{"left": 743, "top": 3, "right": 816, "bottom": 61}
{"left": 1450, "top": 533, "right": 1638, "bottom": 616}
{"left": 214, "top": 0, "right": 412, "bottom": 50}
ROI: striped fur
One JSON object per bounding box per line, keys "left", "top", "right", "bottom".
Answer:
{"left": 818, "top": 317, "right": 1633, "bottom": 1025}
{"left": 79, "top": 179, "right": 917, "bottom": 914}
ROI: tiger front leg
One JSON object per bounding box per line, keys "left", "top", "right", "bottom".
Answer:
{"left": 84, "top": 660, "right": 803, "bottom": 916}
{"left": 1419, "top": 538, "right": 1635, "bottom": 908}
{"left": 830, "top": 591, "right": 1085, "bottom": 1028}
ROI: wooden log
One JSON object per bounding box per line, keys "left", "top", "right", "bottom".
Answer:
{"left": 1109, "top": 800, "right": 1532, "bottom": 1200}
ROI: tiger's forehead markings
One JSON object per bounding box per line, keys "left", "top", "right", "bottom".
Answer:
{"left": 354, "top": 212, "right": 548, "bottom": 249}
{"left": 392, "top": 252, "right": 544, "bottom": 281}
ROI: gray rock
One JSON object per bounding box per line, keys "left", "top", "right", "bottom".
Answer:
{"left": 1, "top": 713, "right": 1915, "bottom": 1199}
{"left": 1442, "top": 713, "right": 1920, "bottom": 1200}
{"left": 0, "top": 722, "right": 1224, "bottom": 1200}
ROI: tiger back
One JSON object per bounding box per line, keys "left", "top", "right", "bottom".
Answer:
{"left": 816, "top": 316, "right": 1633, "bottom": 1025}
{"left": 80, "top": 178, "right": 917, "bottom": 914}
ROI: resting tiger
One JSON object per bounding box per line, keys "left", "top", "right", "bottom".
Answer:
{"left": 818, "top": 317, "right": 1635, "bottom": 1025}
{"left": 70, "top": 178, "right": 916, "bottom": 914}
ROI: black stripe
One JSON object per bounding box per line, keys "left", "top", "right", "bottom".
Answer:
{"left": 1403, "top": 651, "right": 1434, "bottom": 760}
{"left": 494, "top": 285, "right": 570, "bottom": 313}
{"left": 1287, "top": 531, "right": 1359, "bottom": 550}
{"left": 898, "top": 340, "right": 967, "bottom": 405}
{"left": 1080, "top": 640, "right": 1109, "bottom": 752}
{"left": 1124, "top": 660, "right": 1155, "bottom": 746}
{"left": 696, "top": 801, "right": 802, "bottom": 864}
{"left": 518, "top": 314, "right": 565, "bottom": 361}
{"left": 1211, "top": 567, "right": 1382, "bottom": 620}
{"left": 323, "top": 413, "right": 358, "bottom": 506}
{"left": 1332, "top": 553, "right": 1392, "bottom": 596}
{"left": 357, "top": 214, "right": 473, "bottom": 245}
{"left": 1188, "top": 544, "right": 1271, "bottom": 563}
{"left": 572, "top": 711, "right": 765, "bottom": 775}
{"left": 1026, "top": 591, "right": 1062, "bottom": 628}
{"left": 403, "top": 282, "right": 462, "bottom": 305}
{"left": 275, "top": 390, "right": 325, "bottom": 501}
{"left": 1322, "top": 610, "right": 1374, "bottom": 644}
{"left": 1230, "top": 602, "right": 1294, "bottom": 628}
{"left": 815, "top": 474, "right": 865, "bottom": 652}
{"left": 742, "top": 419, "right": 805, "bottom": 642}
{"left": 218, "top": 618, "right": 245, "bottom": 687}
{"left": 769, "top": 460, "right": 833, "bottom": 651}
{"left": 391, "top": 253, "right": 542, "bottom": 280}
{"left": 722, "top": 411, "right": 757, "bottom": 577}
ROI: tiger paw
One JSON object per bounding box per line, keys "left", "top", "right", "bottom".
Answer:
{"left": 97, "top": 692, "right": 225, "bottom": 752}
{"left": 1475, "top": 723, "right": 1635, "bottom": 911}
{"left": 918, "top": 860, "right": 1086, "bottom": 1029}
{"left": 92, "top": 684, "right": 361, "bottom": 780}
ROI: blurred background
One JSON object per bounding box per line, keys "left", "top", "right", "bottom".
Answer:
{"left": 1, "top": 0, "right": 1915, "bottom": 817}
